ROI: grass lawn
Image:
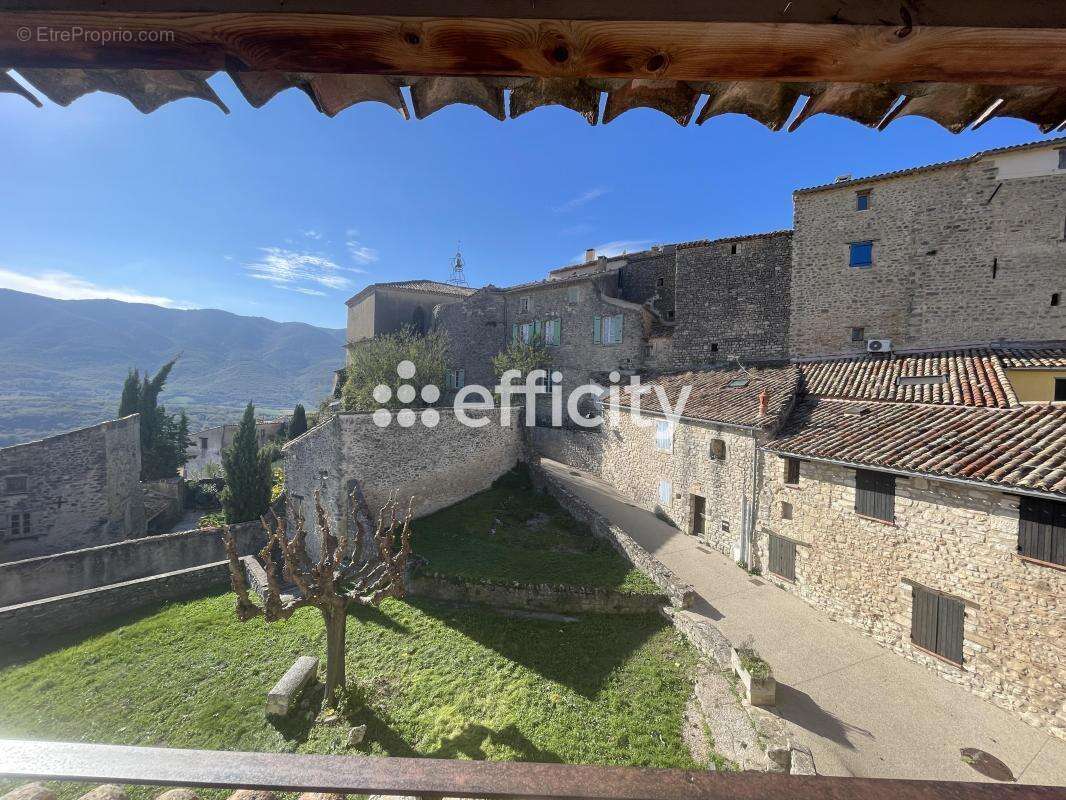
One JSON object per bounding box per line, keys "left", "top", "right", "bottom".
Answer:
{"left": 411, "top": 472, "right": 660, "bottom": 594}
{"left": 0, "top": 591, "right": 701, "bottom": 800}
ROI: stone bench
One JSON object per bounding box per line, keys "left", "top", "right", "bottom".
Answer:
{"left": 266, "top": 656, "right": 318, "bottom": 716}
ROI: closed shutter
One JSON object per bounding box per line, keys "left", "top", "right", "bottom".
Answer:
{"left": 910, "top": 585, "right": 939, "bottom": 654}
{"left": 512, "top": 323, "right": 519, "bottom": 342}
{"left": 855, "top": 469, "right": 895, "bottom": 522}
{"left": 533, "top": 320, "right": 542, "bottom": 340}
{"left": 554, "top": 319, "right": 562, "bottom": 344}
{"left": 768, "top": 534, "right": 796, "bottom": 581}
{"left": 1018, "top": 496, "right": 1066, "bottom": 566}
{"left": 936, "top": 594, "right": 965, "bottom": 664}
{"left": 593, "top": 316, "right": 602, "bottom": 344}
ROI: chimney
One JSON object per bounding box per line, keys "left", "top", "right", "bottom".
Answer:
{"left": 585, "top": 248, "right": 596, "bottom": 263}
{"left": 758, "top": 390, "right": 769, "bottom": 418}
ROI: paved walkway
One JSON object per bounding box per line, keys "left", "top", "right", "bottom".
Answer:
{"left": 541, "top": 459, "right": 1066, "bottom": 785}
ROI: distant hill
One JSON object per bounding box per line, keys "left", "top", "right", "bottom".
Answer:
{"left": 0, "top": 289, "right": 346, "bottom": 446}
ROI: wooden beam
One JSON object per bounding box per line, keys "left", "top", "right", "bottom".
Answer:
{"left": 2, "top": 1, "right": 1066, "bottom": 28}
{"left": 4, "top": 14, "right": 1066, "bottom": 84}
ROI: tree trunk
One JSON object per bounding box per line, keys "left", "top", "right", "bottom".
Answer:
{"left": 322, "top": 606, "right": 347, "bottom": 707}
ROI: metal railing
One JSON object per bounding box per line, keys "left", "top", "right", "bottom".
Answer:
{"left": 1, "top": 740, "right": 1063, "bottom": 800}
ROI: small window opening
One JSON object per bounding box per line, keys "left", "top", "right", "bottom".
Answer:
{"left": 730, "top": 243, "right": 739, "bottom": 255}
{"left": 709, "top": 439, "right": 726, "bottom": 460}
{"left": 780, "top": 501, "right": 793, "bottom": 520}
{"left": 1053, "top": 293, "right": 1061, "bottom": 307}
{"left": 656, "top": 276, "right": 665, "bottom": 287}
{"left": 851, "top": 326, "right": 865, "bottom": 342}
{"left": 710, "top": 343, "right": 719, "bottom": 353}
{"left": 856, "top": 190, "right": 871, "bottom": 211}
{"left": 991, "top": 258, "right": 998, "bottom": 280}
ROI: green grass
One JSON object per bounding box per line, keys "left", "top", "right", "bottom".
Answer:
{"left": 411, "top": 478, "right": 660, "bottom": 594}
{"left": 0, "top": 592, "right": 701, "bottom": 800}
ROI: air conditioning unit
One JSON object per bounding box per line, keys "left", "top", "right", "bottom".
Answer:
{"left": 867, "top": 339, "right": 892, "bottom": 353}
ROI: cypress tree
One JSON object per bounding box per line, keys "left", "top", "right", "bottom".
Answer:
{"left": 289, "top": 404, "right": 308, "bottom": 440}
{"left": 221, "top": 402, "right": 272, "bottom": 524}
{"left": 118, "top": 369, "right": 141, "bottom": 418}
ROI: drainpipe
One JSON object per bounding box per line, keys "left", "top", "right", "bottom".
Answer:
{"left": 745, "top": 391, "right": 770, "bottom": 570}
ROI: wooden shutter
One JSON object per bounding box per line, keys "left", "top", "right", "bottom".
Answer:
{"left": 593, "top": 316, "right": 602, "bottom": 343}
{"left": 784, "top": 457, "right": 800, "bottom": 485}
{"left": 768, "top": 534, "right": 796, "bottom": 581}
{"left": 1019, "top": 496, "right": 1066, "bottom": 566}
{"left": 936, "top": 594, "right": 965, "bottom": 664}
{"left": 855, "top": 469, "right": 895, "bottom": 522}
{"left": 910, "top": 585, "right": 939, "bottom": 654}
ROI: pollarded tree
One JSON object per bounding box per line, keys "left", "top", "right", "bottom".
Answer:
{"left": 223, "top": 487, "right": 413, "bottom": 707}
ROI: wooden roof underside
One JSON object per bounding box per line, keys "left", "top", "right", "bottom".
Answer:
{"left": 2, "top": 2, "right": 1066, "bottom": 131}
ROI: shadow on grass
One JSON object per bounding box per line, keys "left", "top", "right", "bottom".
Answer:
{"left": 0, "top": 588, "right": 233, "bottom": 669}
{"left": 412, "top": 598, "right": 661, "bottom": 699}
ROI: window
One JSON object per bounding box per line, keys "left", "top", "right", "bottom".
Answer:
{"left": 851, "top": 326, "right": 865, "bottom": 342}
{"left": 780, "top": 501, "right": 793, "bottom": 520}
{"left": 709, "top": 438, "right": 726, "bottom": 460}
{"left": 518, "top": 322, "right": 535, "bottom": 343}
{"left": 910, "top": 584, "right": 964, "bottom": 665}
{"left": 1053, "top": 293, "right": 1061, "bottom": 307}
{"left": 768, "top": 533, "right": 796, "bottom": 580}
{"left": 445, "top": 369, "right": 466, "bottom": 390}
{"left": 783, "top": 457, "right": 801, "bottom": 486}
{"left": 1059, "top": 148, "right": 1066, "bottom": 170}
{"left": 729, "top": 242, "right": 740, "bottom": 255}
{"left": 855, "top": 468, "right": 895, "bottom": 522}
{"left": 4, "top": 476, "right": 28, "bottom": 494}
{"left": 856, "top": 190, "right": 871, "bottom": 211}
{"left": 199, "top": 437, "right": 208, "bottom": 451}
{"left": 543, "top": 318, "right": 561, "bottom": 346}
{"left": 8, "top": 513, "right": 31, "bottom": 540}
{"left": 1056, "top": 378, "right": 1066, "bottom": 402}
{"left": 566, "top": 286, "right": 581, "bottom": 303}
{"left": 655, "top": 420, "right": 673, "bottom": 453}
{"left": 594, "top": 314, "right": 623, "bottom": 345}
{"left": 656, "top": 276, "right": 665, "bottom": 287}
{"left": 658, "top": 480, "right": 672, "bottom": 507}
{"left": 519, "top": 296, "right": 531, "bottom": 313}
{"left": 1018, "top": 496, "right": 1066, "bottom": 567}
{"left": 849, "top": 241, "right": 874, "bottom": 268}
{"left": 720, "top": 520, "right": 730, "bottom": 533}
{"left": 991, "top": 258, "right": 998, "bottom": 279}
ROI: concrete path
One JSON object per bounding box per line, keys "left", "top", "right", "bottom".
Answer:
{"left": 541, "top": 459, "right": 1066, "bottom": 785}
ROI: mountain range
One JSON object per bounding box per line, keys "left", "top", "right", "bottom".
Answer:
{"left": 0, "top": 289, "right": 346, "bottom": 446}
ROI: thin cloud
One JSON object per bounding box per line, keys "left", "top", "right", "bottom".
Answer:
{"left": 572, "top": 240, "right": 654, "bottom": 261}
{"left": 553, "top": 187, "right": 609, "bottom": 214}
{"left": 346, "top": 240, "right": 379, "bottom": 266}
{"left": 244, "top": 247, "right": 354, "bottom": 293}
{"left": 0, "top": 267, "right": 185, "bottom": 307}
{"left": 302, "top": 229, "right": 323, "bottom": 240}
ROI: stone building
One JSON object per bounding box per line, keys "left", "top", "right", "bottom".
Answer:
{"left": 789, "top": 138, "right": 1066, "bottom": 358}
{"left": 185, "top": 419, "right": 287, "bottom": 478}
{"left": 345, "top": 279, "right": 474, "bottom": 344}
{"left": 0, "top": 415, "right": 145, "bottom": 561}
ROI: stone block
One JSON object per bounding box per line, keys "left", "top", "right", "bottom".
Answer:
{"left": 731, "top": 647, "right": 777, "bottom": 707}
{"left": 1, "top": 784, "right": 56, "bottom": 800}
{"left": 266, "top": 656, "right": 319, "bottom": 716}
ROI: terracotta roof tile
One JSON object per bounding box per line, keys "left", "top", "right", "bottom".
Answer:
{"left": 768, "top": 399, "right": 1066, "bottom": 498}
{"left": 618, "top": 365, "right": 799, "bottom": 428}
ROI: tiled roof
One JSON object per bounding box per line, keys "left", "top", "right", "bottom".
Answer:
{"left": 617, "top": 365, "right": 799, "bottom": 428}
{"left": 799, "top": 349, "right": 1018, "bottom": 408}
{"left": 795, "top": 137, "right": 1066, "bottom": 194}
{"left": 676, "top": 230, "right": 792, "bottom": 251}
{"left": 998, "top": 345, "right": 1066, "bottom": 369}
{"left": 768, "top": 399, "right": 1066, "bottom": 498}
{"left": 346, "top": 280, "right": 475, "bottom": 305}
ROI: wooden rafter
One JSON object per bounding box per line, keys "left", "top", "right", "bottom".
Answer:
{"left": 3, "top": 13, "right": 1066, "bottom": 85}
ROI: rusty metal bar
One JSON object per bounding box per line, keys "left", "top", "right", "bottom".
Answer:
{"left": 1, "top": 740, "right": 1064, "bottom": 800}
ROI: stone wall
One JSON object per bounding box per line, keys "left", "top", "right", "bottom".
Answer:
{"left": 408, "top": 571, "right": 669, "bottom": 615}
{"left": 670, "top": 234, "right": 792, "bottom": 368}
{"left": 0, "top": 415, "right": 145, "bottom": 562}
{"left": 618, "top": 247, "right": 676, "bottom": 320}
{"left": 284, "top": 410, "right": 523, "bottom": 560}
{"left": 789, "top": 154, "right": 1066, "bottom": 358}
{"left": 756, "top": 456, "right": 1066, "bottom": 739}
{"left": 0, "top": 521, "right": 262, "bottom": 606}
{"left": 0, "top": 561, "right": 230, "bottom": 648}
{"left": 435, "top": 287, "right": 508, "bottom": 390}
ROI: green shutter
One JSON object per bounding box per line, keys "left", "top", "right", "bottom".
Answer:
{"left": 534, "top": 320, "right": 542, "bottom": 340}
{"left": 512, "top": 323, "right": 518, "bottom": 342}
{"left": 616, "top": 314, "right": 623, "bottom": 342}
{"left": 593, "top": 316, "right": 602, "bottom": 344}
{"left": 554, "top": 319, "right": 561, "bottom": 345}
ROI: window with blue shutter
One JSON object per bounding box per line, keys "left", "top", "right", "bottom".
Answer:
{"left": 849, "top": 241, "right": 874, "bottom": 268}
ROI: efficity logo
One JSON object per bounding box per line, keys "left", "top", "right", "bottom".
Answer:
{"left": 371, "top": 362, "right": 691, "bottom": 430}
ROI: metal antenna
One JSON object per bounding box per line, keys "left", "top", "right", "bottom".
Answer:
{"left": 447, "top": 241, "right": 469, "bottom": 287}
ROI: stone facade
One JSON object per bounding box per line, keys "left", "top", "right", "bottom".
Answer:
{"left": 756, "top": 456, "right": 1066, "bottom": 740}
{"left": 790, "top": 143, "right": 1066, "bottom": 358}
{"left": 669, "top": 233, "right": 793, "bottom": 367}
{"left": 185, "top": 420, "right": 285, "bottom": 478}
{"left": 0, "top": 415, "right": 145, "bottom": 562}
{"left": 283, "top": 409, "right": 523, "bottom": 560}
{"left": 434, "top": 287, "right": 508, "bottom": 390}
{"left": 346, "top": 283, "right": 472, "bottom": 344}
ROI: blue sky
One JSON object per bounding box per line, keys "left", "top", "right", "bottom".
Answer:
{"left": 0, "top": 75, "right": 1057, "bottom": 329}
